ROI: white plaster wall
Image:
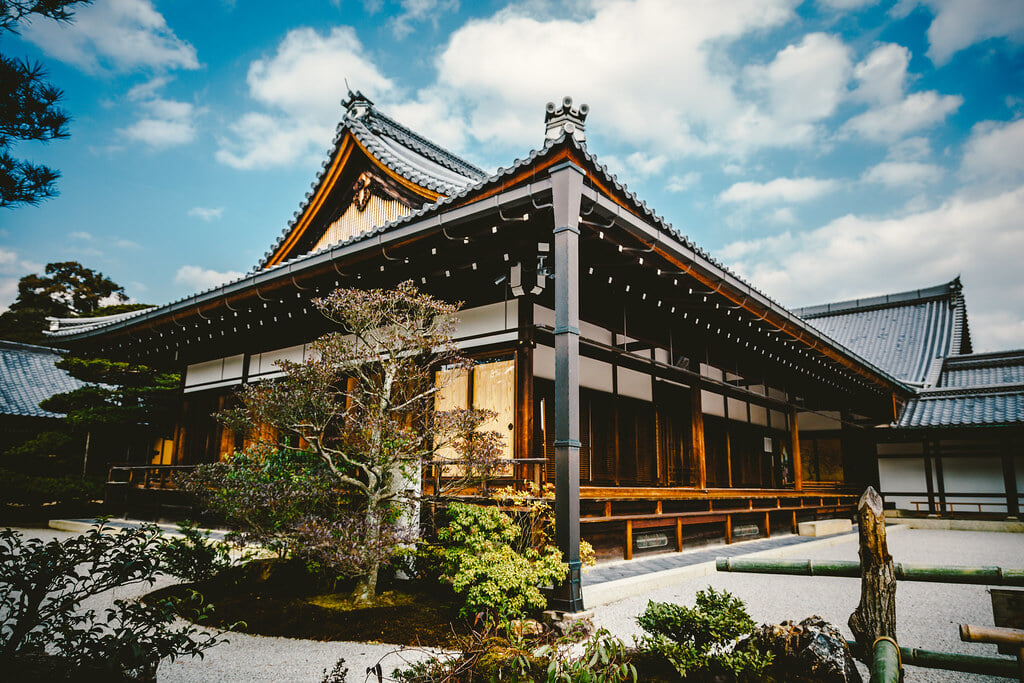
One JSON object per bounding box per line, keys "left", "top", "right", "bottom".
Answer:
{"left": 617, "top": 366, "right": 652, "bottom": 402}
{"left": 184, "top": 353, "right": 245, "bottom": 392}
{"left": 580, "top": 356, "right": 614, "bottom": 393}
{"left": 877, "top": 458, "right": 931, "bottom": 511}
{"left": 941, "top": 456, "right": 1007, "bottom": 513}
{"left": 456, "top": 300, "right": 517, "bottom": 338}
{"left": 798, "top": 410, "right": 842, "bottom": 431}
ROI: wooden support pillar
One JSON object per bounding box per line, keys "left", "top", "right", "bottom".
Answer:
{"left": 791, "top": 407, "right": 803, "bottom": 492}
{"left": 691, "top": 387, "right": 707, "bottom": 488}
{"left": 791, "top": 510, "right": 798, "bottom": 534}
{"left": 1002, "top": 447, "right": 1020, "bottom": 519}
{"left": 515, "top": 300, "right": 534, "bottom": 471}
{"left": 625, "top": 520, "right": 633, "bottom": 560}
{"left": 764, "top": 511, "right": 771, "bottom": 538}
{"left": 923, "top": 440, "right": 936, "bottom": 514}
{"left": 550, "top": 160, "right": 585, "bottom": 612}
{"left": 934, "top": 440, "right": 947, "bottom": 514}
{"left": 676, "top": 517, "right": 683, "bottom": 552}
{"left": 725, "top": 514, "right": 733, "bottom": 544}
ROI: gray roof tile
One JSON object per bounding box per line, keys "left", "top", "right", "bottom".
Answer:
{"left": 794, "top": 279, "right": 971, "bottom": 385}
{"left": 0, "top": 341, "right": 85, "bottom": 419}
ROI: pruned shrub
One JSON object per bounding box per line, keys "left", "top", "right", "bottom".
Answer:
{"left": 637, "top": 587, "right": 773, "bottom": 681}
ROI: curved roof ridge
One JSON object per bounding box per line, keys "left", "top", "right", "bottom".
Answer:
{"left": 793, "top": 278, "right": 962, "bottom": 319}
{"left": 361, "top": 107, "right": 487, "bottom": 180}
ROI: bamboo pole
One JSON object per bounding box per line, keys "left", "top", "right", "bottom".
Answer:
{"left": 845, "top": 640, "right": 1018, "bottom": 677}
{"left": 714, "top": 557, "right": 1024, "bottom": 586}
{"left": 870, "top": 637, "right": 901, "bottom": 683}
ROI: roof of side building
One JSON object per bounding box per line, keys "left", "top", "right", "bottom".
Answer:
{"left": 0, "top": 340, "right": 85, "bottom": 419}
{"left": 897, "top": 349, "right": 1024, "bottom": 428}
{"left": 793, "top": 278, "right": 972, "bottom": 386}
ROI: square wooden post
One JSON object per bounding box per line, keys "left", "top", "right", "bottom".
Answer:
{"left": 791, "top": 407, "right": 803, "bottom": 492}
{"left": 550, "top": 160, "right": 585, "bottom": 613}
{"left": 691, "top": 387, "right": 707, "bottom": 489}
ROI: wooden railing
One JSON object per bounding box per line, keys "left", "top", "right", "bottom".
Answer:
{"left": 884, "top": 490, "right": 1021, "bottom": 516}
{"left": 107, "top": 465, "right": 196, "bottom": 490}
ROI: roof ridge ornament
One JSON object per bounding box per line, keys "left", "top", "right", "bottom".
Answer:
{"left": 342, "top": 88, "right": 374, "bottom": 119}
{"left": 545, "top": 96, "right": 589, "bottom": 142}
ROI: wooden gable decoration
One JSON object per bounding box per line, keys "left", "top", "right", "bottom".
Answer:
{"left": 263, "top": 91, "right": 486, "bottom": 268}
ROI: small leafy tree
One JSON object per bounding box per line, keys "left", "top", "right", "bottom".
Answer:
{"left": 179, "top": 445, "right": 347, "bottom": 559}
{"left": 0, "top": 261, "right": 146, "bottom": 343}
{"left": 431, "top": 502, "right": 566, "bottom": 620}
{"left": 0, "top": 522, "right": 224, "bottom": 679}
{"left": 221, "top": 281, "right": 504, "bottom": 604}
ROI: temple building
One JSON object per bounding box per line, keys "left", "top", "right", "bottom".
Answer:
{"left": 46, "top": 94, "right": 1021, "bottom": 608}
{"left": 796, "top": 280, "right": 1022, "bottom": 519}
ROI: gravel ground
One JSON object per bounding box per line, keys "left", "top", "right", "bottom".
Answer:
{"left": 6, "top": 524, "right": 1022, "bottom": 681}
{"left": 591, "top": 527, "right": 1024, "bottom": 682}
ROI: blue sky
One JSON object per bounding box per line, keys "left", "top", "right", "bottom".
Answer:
{"left": 2, "top": 0, "right": 1023, "bottom": 350}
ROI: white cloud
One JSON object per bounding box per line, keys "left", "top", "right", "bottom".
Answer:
{"left": 851, "top": 43, "right": 910, "bottom": 105}
{"left": 390, "top": 0, "right": 460, "bottom": 39}
{"left": 961, "top": 118, "right": 1024, "bottom": 186}
{"left": 818, "top": 0, "right": 880, "bottom": 8}
{"left": 20, "top": 0, "right": 199, "bottom": 73}
{"left": 434, "top": 0, "right": 801, "bottom": 155}
{"left": 842, "top": 90, "right": 962, "bottom": 142}
{"left": 119, "top": 97, "right": 197, "bottom": 148}
{"left": 0, "top": 248, "right": 44, "bottom": 312}
{"left": 174, "top": 265, "right": 244, "bottom": 292}
{"left": 719, "top": 176, "right": 839, "bottom": 204}
{"left": 769, "top": 207, "right": 798, "bottom": 225}
{"left": 69, "top": 231, "right": 93, "bottom": 240}
{"left": 216, "top": 27, "right": 394, "bottom": 170}
{"left": 667, "top": 172, "right": 701, "bottom": 193}
{"left": 896, "top": 0, "right": 1024, "bottom": 65}
{"left": 720, "top": 185, "right": 1024, "bottom": 350}
{"left": 188, "top": 206, "right": 225, "bottom": 221}
{"left": 746, "top": 33, "right": 852, "bottom": 123}
{"left": 624, "top": 152, "right": 668, "bottom": 178}
{"left": 861, "top": 161, "right": 943, "bottom": 187}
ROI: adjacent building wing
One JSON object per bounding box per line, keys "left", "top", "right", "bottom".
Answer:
{"left": 898, "top": 350, "right": 1024, "bottom": 428}
{"left": 793, "top": 278, "right": 972, "bottom": 387}
{"left": 0, "top": 340, "right": 85, "bottom": 419}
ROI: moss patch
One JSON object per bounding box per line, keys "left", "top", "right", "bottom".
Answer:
{"left": 145, "top": 559, "right": 470, "bottom": 647}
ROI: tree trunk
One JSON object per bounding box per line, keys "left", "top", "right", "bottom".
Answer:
{"left": 350, "top": 569, "right": 379, "bottom": 606}
{"left": 849, "top": 486, "right": 897, "bottom": 658}
{"left": 350, "top": 501, "right": 384, "bottom": 606}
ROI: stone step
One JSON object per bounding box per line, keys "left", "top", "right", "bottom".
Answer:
{"left": 798, "top": 518, "right": 853, "bottom": 537}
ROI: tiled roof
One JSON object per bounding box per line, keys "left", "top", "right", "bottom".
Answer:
{"left": 0, "top": 340, "right": 85, "bottom": 419}
{"left": 897, "top": 350, "right": 1024, "bottom": 428}
{"left": 793, "top": 279, "right": 971, "bottom": 386}
{"left": 259, "top": 93, "right": 487, "bottom": 268}
{"left": 898, "top": 387, "right": 1024, "bottom": 428}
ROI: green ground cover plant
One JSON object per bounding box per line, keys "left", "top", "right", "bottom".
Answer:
{"left": 0, "top": 522, "right": 225, "bottom": 681}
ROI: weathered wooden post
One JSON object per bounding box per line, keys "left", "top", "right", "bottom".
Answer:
{"left": 849, "top": 486, "right": 897, "bottom": 656}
